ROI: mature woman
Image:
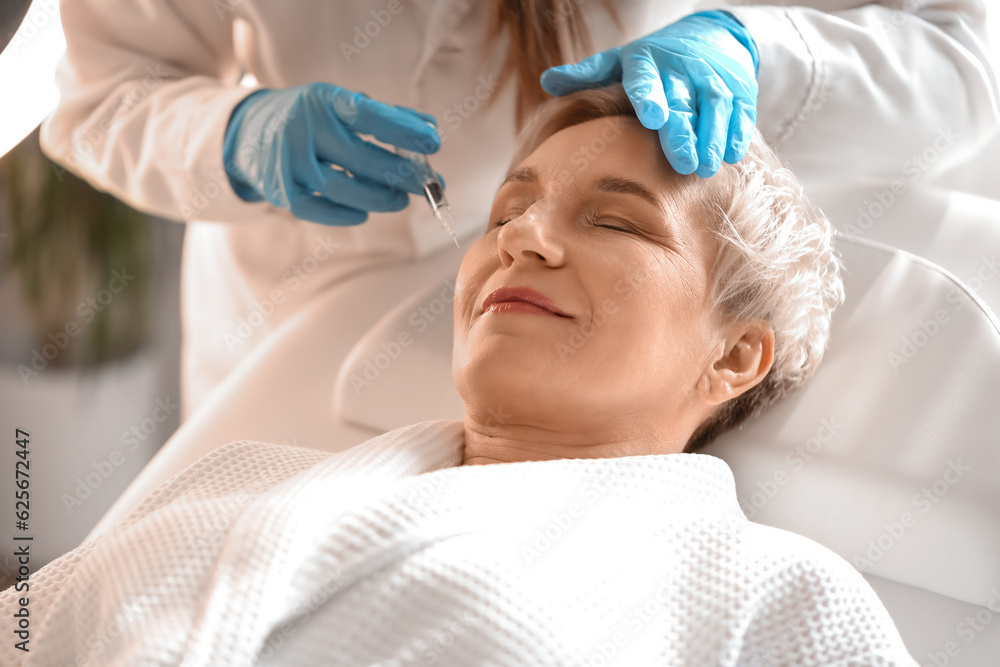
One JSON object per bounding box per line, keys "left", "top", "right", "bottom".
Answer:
{"left": 1, "top": 85, "right": 917, "bottom": 666}
{"left": 456, "top": 83, "right": 844, "bottom": 461}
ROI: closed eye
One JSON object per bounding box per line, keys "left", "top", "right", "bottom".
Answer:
{"left": 490, "top": 212, "right": 523, "bottom": 228}
{"left": 592, "top": 215, "right": 637, "bottom": 234}
{"left": 491, "top": 215, "right": 637, "bottom": 233}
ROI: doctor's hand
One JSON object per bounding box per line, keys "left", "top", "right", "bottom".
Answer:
{"left": 540, "top": 11, "right": 759, "bottom": 178}
{"left": 223, "top": 82, "right": 441, "bottom": 225}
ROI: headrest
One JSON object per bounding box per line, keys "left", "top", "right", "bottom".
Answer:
{"left": 334, "top": 275, "right": 463, "bottom": 432}
{"left": 332, "top": 234, "right": 1000, "bottom": 609}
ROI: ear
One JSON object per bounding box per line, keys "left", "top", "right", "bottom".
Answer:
{"left": 697, "top": 319, "right": 775, "bottom": 407}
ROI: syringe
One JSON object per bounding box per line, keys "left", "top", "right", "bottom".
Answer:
{"left": 395, "top": 146, "right": 459, "bottom": 247}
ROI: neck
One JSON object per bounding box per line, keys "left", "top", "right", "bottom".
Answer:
{"left": 460, "top": 416, "right": 691, "bottom": 465}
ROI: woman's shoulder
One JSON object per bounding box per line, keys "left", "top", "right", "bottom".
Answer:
{"left": 739, "top": 517, "right": 844, "bottom": 557}
{"left": 734, "top": 518, "right": 871, "bottom": 590}
{"left": 730, "top": 521, "right": 918, "bottom": 666}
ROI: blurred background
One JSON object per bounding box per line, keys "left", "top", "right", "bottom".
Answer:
{"left": 0, "top": 1, "right": 999, "bottom": 589}
{"left": 0, "top": 1, "right": 184, "bottom": 587}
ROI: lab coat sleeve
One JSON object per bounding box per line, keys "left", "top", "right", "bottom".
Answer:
{"left": 723, "top": 1, "right": 1000, "bottom": 182}
{"left": 39, "top": 0, "right": 274, "bottom": 224}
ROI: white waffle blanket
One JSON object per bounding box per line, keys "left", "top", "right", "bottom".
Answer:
{"left": 2, "top": 420, "right": 917, "bottom": 666}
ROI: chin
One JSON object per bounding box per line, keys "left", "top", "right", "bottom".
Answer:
{"left": 454, "top": 352, "right": 565, "bottom": 425}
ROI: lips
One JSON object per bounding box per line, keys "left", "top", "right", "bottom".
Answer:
{"left": 481, "top": 286, "right": 571, "bottom": 317}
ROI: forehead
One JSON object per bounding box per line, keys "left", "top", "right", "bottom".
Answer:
{"left": 539, "top": 117, "right": 672, "bottom": 173}
{"left": 500, "top": 116, "right": 702, "bottom": 213}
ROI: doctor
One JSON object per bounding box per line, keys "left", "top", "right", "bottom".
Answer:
{"left": 40, "top": 0, "right": 998, "bottom": 420}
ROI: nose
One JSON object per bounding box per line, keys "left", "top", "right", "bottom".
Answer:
{"left": 496, "top": 201, "right": 566, "bottom": 268}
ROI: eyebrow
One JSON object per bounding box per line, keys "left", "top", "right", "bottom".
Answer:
{"left": 498, "top": 167, "right": 664, "bottom": 211}
{"left": 592, "top": 176, "right": 664, "bottom": 211}
{"left": 499, "top": 166, "right": 538, "bottom": 187}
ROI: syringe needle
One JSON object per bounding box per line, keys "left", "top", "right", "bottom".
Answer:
{"left": 436, "top": 204, "right": 460, "bottom": 247}
{"left": 396, "top": 146, "right": 459, "bottom": 247}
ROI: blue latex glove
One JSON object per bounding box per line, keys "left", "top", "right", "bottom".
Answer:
{"left": 223, "top": 82, "right": 442, "bottom": 225}
{"left": 540, "top": 11, "right": 759, "bottom": 178}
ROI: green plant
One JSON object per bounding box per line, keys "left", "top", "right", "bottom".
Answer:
{"left": 0, "top": 127, "right": 152, "bottom": 366}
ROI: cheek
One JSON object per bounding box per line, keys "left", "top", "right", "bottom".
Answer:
{"left": 561, "top": 251, "right": 657, "bottom": 369}
{"left": 597, "top": 252, "right": 709, "bottom": 365}
{"left": 454, "top": 237, "right": 497, "bottom": 331}
{"left": 595, "top": 246, "right": 674, "bottom": 318}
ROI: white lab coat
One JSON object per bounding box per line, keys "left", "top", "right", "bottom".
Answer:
{"left": 40, "top": 0, "right": 999, "bottom": 418}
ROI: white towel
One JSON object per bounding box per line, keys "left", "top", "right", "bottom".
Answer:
{"left": 1, "top": 420, "right": 917, "bottom": 666}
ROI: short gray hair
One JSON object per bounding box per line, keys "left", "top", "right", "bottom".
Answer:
{"left": 508, "top": 83, "right": 845, "bottom": 451}
{"left": 686, "top": 125, "right": 845, "bottom": 451}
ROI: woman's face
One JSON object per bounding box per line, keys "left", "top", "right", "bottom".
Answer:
{"left": 453, "top": 115, "right": 729, "bottom": 443}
